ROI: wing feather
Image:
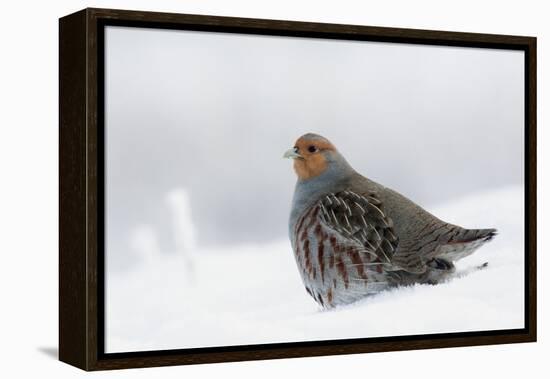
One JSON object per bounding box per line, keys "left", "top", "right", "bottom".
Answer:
{"left": 317, "top": 190, "right": 398, "bottom": 264}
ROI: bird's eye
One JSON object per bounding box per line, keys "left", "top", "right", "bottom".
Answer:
{"left": 308, "top": 145, "right": 318, "bottom": 153}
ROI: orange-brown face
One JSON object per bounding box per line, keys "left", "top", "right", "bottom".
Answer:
{"left": 284, "top": 134, "right": 337, "bottom": 180}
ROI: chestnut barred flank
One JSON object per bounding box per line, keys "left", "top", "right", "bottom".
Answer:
{"left": 292, "top": 191, "right": 398, "bottom": 308}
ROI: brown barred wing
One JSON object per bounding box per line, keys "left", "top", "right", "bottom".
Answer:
{"left": 317, "top": 191, "right": 398, "bottom": 266}
{"left": 392, "top": 222, "right": 497, "bottom": 273}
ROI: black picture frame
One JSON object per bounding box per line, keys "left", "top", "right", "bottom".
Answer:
{"left": 59, "top": 7, "right": 537, "bottom": 371}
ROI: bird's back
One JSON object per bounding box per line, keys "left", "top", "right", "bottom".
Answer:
{"left": 348, "top": 173, "right": 496, "bottom": 273}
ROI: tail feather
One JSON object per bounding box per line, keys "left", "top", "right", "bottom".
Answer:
{"left": 452, "top": 228, "right": 497, "bottom": 243}
{"left": 437, "top": 228, "right": 497, "bottom": 262}
{"left": 480, "top": 229, "right": 498, "bottom": 242}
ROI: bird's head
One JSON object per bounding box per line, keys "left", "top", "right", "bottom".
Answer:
{"left": 284, "top": 133, "right": 349, "bottom": 181}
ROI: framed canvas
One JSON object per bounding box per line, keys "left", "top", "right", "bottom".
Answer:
{"left": 59, "top": 8, "right": 537, "bottom": 371}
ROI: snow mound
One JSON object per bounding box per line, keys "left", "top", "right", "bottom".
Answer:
{"left": 106, "top": 186, "right": 524, "bottom": 353}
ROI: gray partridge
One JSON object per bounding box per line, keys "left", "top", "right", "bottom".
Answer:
{"left": 284, "top": 133, "right": 496, "bottom": 309}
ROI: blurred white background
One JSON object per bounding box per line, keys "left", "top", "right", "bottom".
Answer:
{"left": 104, "top": 24, "right": 525, "bottom": 352}
{"left": 105, "top": 26, "right": 523, "bottom": 269}
{"left": 0, "top": 0, "right": 547, "bottom": 378}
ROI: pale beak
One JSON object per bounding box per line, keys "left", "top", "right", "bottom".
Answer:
{"left": 283, "top": 147, "right": 302, "bottom": 159}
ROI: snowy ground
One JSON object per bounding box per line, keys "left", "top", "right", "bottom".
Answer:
{"left": 105, "top": 186, "right": 524, "bottom": 353}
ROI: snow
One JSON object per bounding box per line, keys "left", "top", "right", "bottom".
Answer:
{"left": 105, "top": 186, "right": 525, "bottom": 353}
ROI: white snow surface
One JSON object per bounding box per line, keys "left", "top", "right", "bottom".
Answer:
{"left": 105, "top": 186, "right": 525, "bottom": 353}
